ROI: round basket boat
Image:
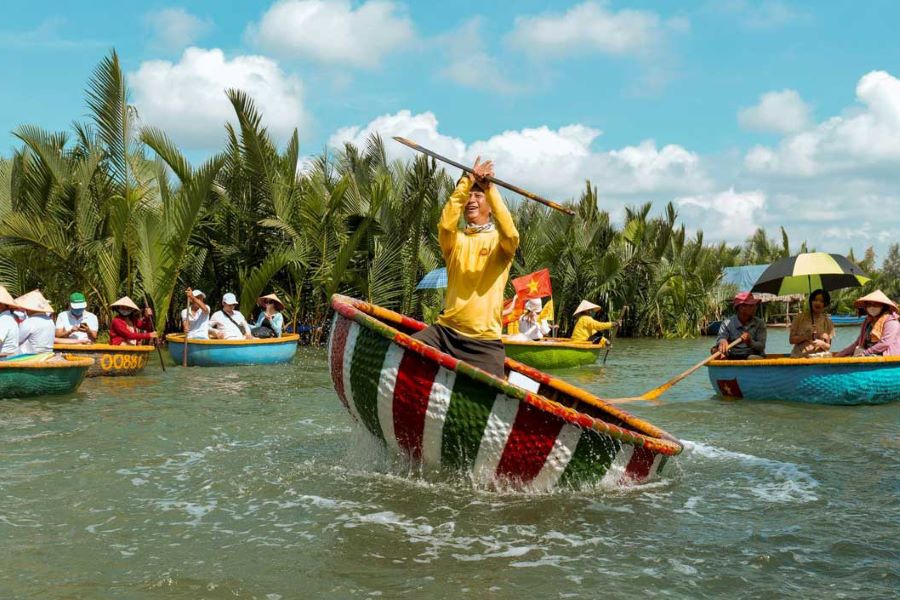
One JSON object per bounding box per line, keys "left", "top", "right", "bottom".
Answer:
{"left": 707, "top": 354, "right": 900, "bottom": 405}
{"left": 0, "top": 355, "right": 93, "bottom": 399}
{"left": 166, "top": 334, "right": 299, "bottom": 367}
{"left": 53, "top": 343, "right": 153, "bottom": 377}
{"left": 328, "top": 294, "right": 682, "bottom": 491}
{"left": 503, "top": 337, "right": 605, "bottom": 370}
{"left": 830, "top": 314, "right": 865, "bottom": 327}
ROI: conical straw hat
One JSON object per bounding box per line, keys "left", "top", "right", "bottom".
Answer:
{"left": 853, "top": 289, "right": 898, "bottom": 312}
{"left": 14, "top": 289, "right": 53, "bottom": 313}
{"left": 110, "top": 296, "right": 140, "bottom": 311}
{"left": 0, "top": 285, "right": 21, "bottom": 309}
{"left": 573, "top": 300, "right": 602, "bottom": 316}
{"left": 257, "top": 293, "right": 284, "bottom": 310}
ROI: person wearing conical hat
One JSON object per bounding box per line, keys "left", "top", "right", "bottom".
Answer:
{"left": 411, "top": 156, "right": 519, "bottom": 378}
{"left": 570, "top": 300, "right": 615, "bottom": 344}
{"left": 835, "top": 289, "right": 900, "bottom": 357}
{"left": 55, "top": 292, "right": 98, "bottom": 345}
{"left": 109, "top": 297, "right": 157, "bottom": 346}
{"left": 0, "top": 285, "right": 22, "bottom": 356}
{"left": 15, "top": 289, "right": 56, "bottom": 354}
{"left": 253, "top": 293, "right": 284, "bottom": 338}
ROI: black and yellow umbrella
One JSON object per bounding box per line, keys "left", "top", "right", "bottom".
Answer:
{"left": 751, "top": 252, "right": 870, "bottom": 295}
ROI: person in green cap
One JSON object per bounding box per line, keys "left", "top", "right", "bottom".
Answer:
{"left": 55, "top": 291, "right": 98, "bottom": 344}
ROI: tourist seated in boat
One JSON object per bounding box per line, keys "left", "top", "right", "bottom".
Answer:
{"left": 570, "top": 300, "right": 615, "bottom": 344}
{"left": 713, "top": 291, "right": 767, "bottom": 359}
{"left": 15, "top": 290, "right": 56, "bottom": 354}
{"left": 789, "top": 288, "right": 835, "bottom": 358}
{"left": 834, "top": 290, "right": 900, "bottom": 357}
{"left": 109, "top": 297, "right": 157, "bottom": 346}
{"left": 209, "top": 293, "right": 254, "bottom": 340}
{"left": 253, "top": 293, "right": 284, "bottom": 338}
{"left": 182, "top": 288, "right": 211, "bottom": 339}
{"left": 412, "top": 157, "right": 519, "bottom": 377}
{"left": 55, "top": 291, "right": 98, "bottom": 345}
{"left": 0, "top": 285, "right": 21, "bottom": 357}
{"left": 513, "top": 298, "right": 551, "bottom": 341}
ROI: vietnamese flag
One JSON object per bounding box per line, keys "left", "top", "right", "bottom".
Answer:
{"left": 503, "top": 296, "right": 526, "bottom": 327}
{"left": 512, "top": 269, "right": 552, "bottom": 300}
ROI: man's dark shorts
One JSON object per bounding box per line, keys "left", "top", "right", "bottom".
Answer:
{"left": 412, "top": 324, "right": 506, "bottom": 378}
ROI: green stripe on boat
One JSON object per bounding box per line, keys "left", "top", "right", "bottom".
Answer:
{"left": 350, "top": 327, "right": 392, "bottom": 440}
{"left": 558, "top": 429, "right": 621, "bottom": 488}
{"left": 441, "top": 374, "right": 496, "bottom": 470}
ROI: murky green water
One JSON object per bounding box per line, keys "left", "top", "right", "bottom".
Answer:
{"left": 1, "top": 329, "right": 897, "bottom": 599}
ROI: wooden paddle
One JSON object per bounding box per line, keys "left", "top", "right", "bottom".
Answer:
{"left": 141, "top": 293, "right": 166, "bottom": 373}
{"left": 609, "top": 337, "right": 744, "bottom": 404}
{"left": 393, "top": 136, "right": 576, "bottom": 216}
{"left": 182, "top": 290, "right": 189, "bottom": 367}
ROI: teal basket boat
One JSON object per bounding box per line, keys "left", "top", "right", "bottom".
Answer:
{"left": 0, "top": 355, "right": 93, "bottom": 399}
{"left": 707, "top": 354, "right": 900, "bottom": 405}
{"left": 503, "top": 338, "right": 606, "bottom": 369}
{"left": 166, "top": 334, "right": 299, "bottom": 367}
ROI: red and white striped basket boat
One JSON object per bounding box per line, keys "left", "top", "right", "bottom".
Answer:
{"left": 328, "top": 295, "right": 683, "bottom": 490}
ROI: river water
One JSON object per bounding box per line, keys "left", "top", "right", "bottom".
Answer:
{"left": 1, "top": 329, "right": 897, "bottom": 599}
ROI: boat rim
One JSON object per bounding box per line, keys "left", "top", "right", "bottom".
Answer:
{"left": 0, "top": 355, "right": 94, "bottom": 369}
{"left": 165, "top": 333, "right": 300, "bottom": 346}
{"left": 53, "top": 343, "right": 155, "bottom": 352}
{"left": 331, "top": 294, "right": 682, "bottom": 456}
{"left": 501, "top": 337, "right": 605, "bottom": 350}
{"left": 708, "top": 353, "right": 900, "bottom": 367}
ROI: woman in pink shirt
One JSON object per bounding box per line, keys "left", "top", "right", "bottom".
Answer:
{"left": 835, "top": 290, "right": 900, "bottom": 357}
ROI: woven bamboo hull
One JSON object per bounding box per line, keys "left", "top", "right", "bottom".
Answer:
{"left": 503, "top": 338, "right": 604, "bottom": 369}
{"left": 0, "top": 356, "right": 92, "bottom": 398}
{"left": 166, "top": 334, "right": 299, "bottom": 366}
{"left": 53, "top": 344, "right": 153, "bottom": 377}
{"left": 707, "top": 355, "right": 900, "bottom": 405}
{"left": 328, "top": 295, "right": 682, "bottom": 490}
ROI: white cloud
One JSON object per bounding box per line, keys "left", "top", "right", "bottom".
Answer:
{"left": 745, "top": 70, "right": 900, "bottom": 176}
{"left": 677, "top": 188, "right": 767, "bottom": 243}
{"left": 130, "top": 48, "right": 306, "bottom": 149}
{"left": 144, "top": 8, "right": 212, "bottom": 50}
{"left": 439, "top": 18, "right": 520, "bottom": 94}
{"left": 507, "top": 1, "right": 685, "bottom": 58}
{"left": 738, "top": 89, "right": 811, "bottom": 134}
{"left": 328, "top": 109, "right": 711, "bottom": 201}
{"left": 247, "top": 0, "right": 414, "bottom": 68}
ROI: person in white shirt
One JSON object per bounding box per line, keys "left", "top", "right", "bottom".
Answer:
{"left": 0, "top": 285, "right": 21, "bottom": 356}
{"left": 209, "top": 293, "right": 254, "bottom": 340}
{"left": 55, "top": 291, "right": 98, "bottom": 344}
{"left": 180, "top": 289, "right": 211, "bottom": 339}
{"left": 517, "top": 298, "right": 552, "bottom": 341}
{"left": 15, "top": 289, "right": 56, "bottom": 354}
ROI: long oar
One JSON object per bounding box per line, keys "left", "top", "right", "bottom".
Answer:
{"left": 182, "top": 293, "right": 189, "bottom": 368}
{"left": 610, "top": 338, "right": 744, "bottom": 404}
{"left": 393, "top": 136, "right": 576, "bottom": 216}
{"left": 141, "top": 293, "right": 166, "bottom": 373}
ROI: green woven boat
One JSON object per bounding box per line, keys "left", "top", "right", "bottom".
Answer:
{"left": 0, "top": 355, "right": 93, "bottom": 398}
{"left": 503, "top": 338, "right": 605, "bottom": 369}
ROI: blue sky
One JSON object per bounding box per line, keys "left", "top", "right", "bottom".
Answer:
{"left": 2, "top": 1, "right": 899, "bottom": 259}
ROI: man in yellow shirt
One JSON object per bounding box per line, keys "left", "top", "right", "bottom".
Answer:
{"left": 570, "top": 300, "right": 616, "bottom": 343}
{"left": 412, "top": 157, "right": 519, "bottom": 377}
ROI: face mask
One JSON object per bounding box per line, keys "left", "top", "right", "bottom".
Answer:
{"left": 117, "top": 308, "right": 133, "bottom": 317}
{"left": 867, "top": 306, "right": 882, "bottom": 317}
{"left": 71, "top": 308, "right": 84, "bottom": 317}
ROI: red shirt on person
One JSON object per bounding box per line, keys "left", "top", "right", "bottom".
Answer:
{"left": 109, "top": 316, "right": 154, "bottom": 346}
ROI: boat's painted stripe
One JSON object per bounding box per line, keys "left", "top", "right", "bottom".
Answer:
{"left": 440, "top": 373, "right": 496, "bottom": 470}
{"left": 349, "top": 327, "right": 391, "bottom": 440}
{"left": 620, "top": 445, "right": 657, "bottom": 484}
{"left": 600, "top": 445, "right": 636, "bottom": 487}
{"left": 471, "top": 394, "right": 520, "bottom": 484}
{"left": 329, "top": 316, "right": 351, "bottom": 410}
{"left": 495, "top": 400, "right": 565, "bottom": 484}
{"left": 558, "top": 429, "right": 621, "bottom": 488}
{"left": 341, "top": 322, "right": 363, "bottom": 423}
{"left": 392, "top": 348, "right": 440, "bottom": 459}
{"left": 529, "top": 424, "right": 583, "bottom": 491}
{"left": 375, "top": 343, "right": 405, "bottom": 453}
{"left": 421, "top": 367, "right": 455, "bottom": 468}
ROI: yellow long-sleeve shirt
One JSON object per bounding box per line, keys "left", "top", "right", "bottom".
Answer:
{"left": 436, "top": 178, "right": 519, "bottom": 340}
{"left": 571, "top": 315, "right": 613, "bottom": 342}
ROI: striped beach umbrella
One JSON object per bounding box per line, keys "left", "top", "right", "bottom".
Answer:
{"left": 415, "top": 267, "right": 447, "bottom": 290}
{"left": 750, "top": 252, "right": 869, "bottom": 295}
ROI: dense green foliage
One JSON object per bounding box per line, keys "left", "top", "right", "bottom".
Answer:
{"left": 0, "top": 52, "right": 895, "bottom": 339}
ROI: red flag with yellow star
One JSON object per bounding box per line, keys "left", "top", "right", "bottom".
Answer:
{"left": 511, "top": 269, "right": 552, "bottom": 300}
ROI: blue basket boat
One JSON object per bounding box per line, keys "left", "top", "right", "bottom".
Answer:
{"left": 830, "top": 314, "right": 865, "bottom": 327}
{"left": 166, "top": 334, "right": 299, "bottom": 367}
{"left": 707, "top": 355, "right": 900, "bottom": 405}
